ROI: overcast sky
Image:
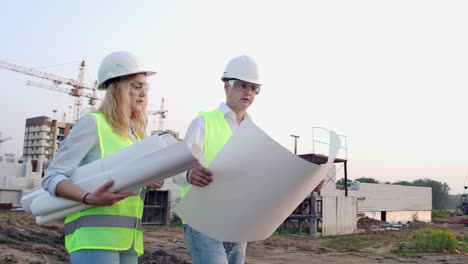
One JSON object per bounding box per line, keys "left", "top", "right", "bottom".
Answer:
{"left": 1, "top": 0, "right": 467, "bottom": 194}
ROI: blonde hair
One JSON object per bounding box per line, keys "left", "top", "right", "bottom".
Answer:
{"left": 98, "top": 77, "right": 147, "bottom": 140}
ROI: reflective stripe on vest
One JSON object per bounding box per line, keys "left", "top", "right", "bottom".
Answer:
{"left": 180, "top": 109, "right": 233, "bottom": 198}
{"left": 64, "top": 112, "right": 145, "bottom": 256}
{"left": 65, "top": 215, "right": 143, "bottom": 236}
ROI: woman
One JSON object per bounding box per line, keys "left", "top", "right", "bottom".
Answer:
{"left": 42, "top": 51, "right": 162, "bottom": 264}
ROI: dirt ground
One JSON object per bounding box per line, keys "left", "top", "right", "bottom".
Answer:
{"left": 0, "top": 210, "right": 467, "bottom": 264}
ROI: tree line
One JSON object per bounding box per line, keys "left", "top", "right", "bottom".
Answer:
{"left": 336, "top": 177, "right": 461, "bottom": 210}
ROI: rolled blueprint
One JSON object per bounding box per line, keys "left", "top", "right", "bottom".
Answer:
{"left": 21, "top": 133, "right": 177, "bottom": 213}
{"left": 23, "top": 133, "right": 203, "bottom": 225}
{"left": 31, "top": 141, "right": 202, "bottom": 218}
{"left": 36, "top": 204, "right": 89, "bottom": 225}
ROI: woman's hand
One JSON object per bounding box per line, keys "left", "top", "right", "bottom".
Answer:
{"left": 85, "top": 180, "right": 135, "bottom": 206}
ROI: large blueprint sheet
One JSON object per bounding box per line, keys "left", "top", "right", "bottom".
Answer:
{"left": 175, "top": 120, "right": 340, "bottom": 242}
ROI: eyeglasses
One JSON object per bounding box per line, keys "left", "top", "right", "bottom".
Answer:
{"left": 228, "top": 79, "right": 261, "bottom": 95}
{"left": 129, "top": 80, "right": 150, "bottom": 93}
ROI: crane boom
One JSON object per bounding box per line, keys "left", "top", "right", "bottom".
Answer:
{"left": 0, "top": 60, "right": 98, "bottom": 122}
{"left": 0, "top": 61, "right": 92, "bottom": 89}
{"left": 26, "top": 81, "right": 100, "bottom": 100}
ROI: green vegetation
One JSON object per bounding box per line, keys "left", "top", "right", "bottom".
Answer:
{"left": 263, "top": 240, "right": 281, "bottom": 247}
{"left": 270, "top": 227, "right": 468, "bottom": 256}
{"left": 271, "top": 231, "right": 298, "bottom": 238}
{"left": 412, "top": 228, "right": 457, "bottom": 252}
{"left": 322, "top": 234, "right": 391, "bottom": 252}
{"left": 354, "top": 177, "right": 380, "bottom": 183}
{"left": 392, "top": 228, "right": 458, "bottom": 255}
{"left": 457, "top": 235, "right": 468, "bottom": 253}
{"left": 431, "top": 209, "right": 454, "bottom": 218}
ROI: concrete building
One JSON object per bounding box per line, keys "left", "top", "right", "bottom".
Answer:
{"left": 320, "top": 171, "right": 432, "bottom": 224}
{"left": 281, "top": 153, "right": 432, "bottom": 237}
{"left": 23, "top": 116, "right": 73, "bottom": 160}
{"left": 159, "top": 177, "right": 181, "bottom": 220}
{"left": 0, "top": 153, "right": 44, "bottom": 207}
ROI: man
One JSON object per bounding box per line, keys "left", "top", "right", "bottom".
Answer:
{"left": 173, "top": 55, "right": 262, "bottom": 264}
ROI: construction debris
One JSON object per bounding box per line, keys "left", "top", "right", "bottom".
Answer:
{"left": 357, "top": 216, "right": 389, "bottom": 229}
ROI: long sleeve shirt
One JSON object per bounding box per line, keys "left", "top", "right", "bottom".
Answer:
{"left": 172, "top": 102, "right": 251, "bottom": 187}
{"left": 42, "top": 114, "right": 137, "bottom": 196}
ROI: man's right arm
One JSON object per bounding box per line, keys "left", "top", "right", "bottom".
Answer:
{"left": 172, "top": 116, "right": 206, "bottom": 187}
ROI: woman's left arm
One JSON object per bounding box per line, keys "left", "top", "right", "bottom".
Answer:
{"left": 42, "top": 115, "right": 99, "bottom": 197}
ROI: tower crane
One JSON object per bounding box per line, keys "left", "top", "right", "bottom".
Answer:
{"left": 147, "top": 98, "right": 167, "bottom": 131}
{"left": 0, "top": 60, "right": 99, "bottom": 123}
{"left": 0, "top": 132, "right": 12, "bottom": 154}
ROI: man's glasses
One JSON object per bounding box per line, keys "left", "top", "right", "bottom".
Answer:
{"left": 129, "top": 81, "right": 150, "bottom": 93}
{"left": 228, "top": 79, "right": 260, "bottom": 95}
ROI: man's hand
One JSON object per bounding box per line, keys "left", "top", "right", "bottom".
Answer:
{"left": 148, "top": 180, "right": 165, "bottom": 190}
{"left": 187, "top": 166, "right": 213, "bottom": 187}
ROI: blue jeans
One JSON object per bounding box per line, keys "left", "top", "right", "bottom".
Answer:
{"left": 184, "top": 224, "right": 247, "bottom": 264}
{"left": 70, "top": 246, "right": 138, "bottom": 264}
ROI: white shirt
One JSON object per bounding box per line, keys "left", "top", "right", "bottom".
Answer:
{"left": 172, "top": 102, "right": 251, "bottom": 187}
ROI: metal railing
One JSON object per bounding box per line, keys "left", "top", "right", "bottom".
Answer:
{"left": 312, "top": 127, "right": 348, "bottom": 160}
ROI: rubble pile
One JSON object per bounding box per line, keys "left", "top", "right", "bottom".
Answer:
{"left": 357, "top": 216, "right": 389, "bottom": 229}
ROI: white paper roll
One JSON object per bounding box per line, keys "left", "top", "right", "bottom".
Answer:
{"left": 20, "top": 189, "right": 47, "bottom": 214}
{"left": 21, "top": 134, "right": 174, "bottom": 213}
{"left": 30, "top": 141, "right": 202, "bottom": 224}
{"left": 36, "top": 204, "right": 90, "bottom": 225}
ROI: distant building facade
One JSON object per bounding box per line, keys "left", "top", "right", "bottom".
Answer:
{"left": 23, "top": 116, "right": 73, "bottom": 160}
{"left": 0, "top": 153, "right": 44, "bottom": 207}
{"left": 320, "top": 172, "right": 432, "bottom": 224}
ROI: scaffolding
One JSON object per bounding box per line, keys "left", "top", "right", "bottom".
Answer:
{"left": 279, "top": 127, "right": 348, "bottom": 236}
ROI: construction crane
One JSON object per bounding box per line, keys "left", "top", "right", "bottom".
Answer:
{"left": 147, "top": 98, "right": 168, "bottom": 131}
{"left": 0, "top": 60, "right": 99, "bottom": 123}
{"left": 27, "top": 80, "right": 100, "bottom": 108}
{"left": 0, "top": 132, "right": 12, "bottom": 154}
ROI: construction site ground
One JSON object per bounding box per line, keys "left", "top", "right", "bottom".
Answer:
{"left": 0, "top": 210, "right": 467, "bottom": 264}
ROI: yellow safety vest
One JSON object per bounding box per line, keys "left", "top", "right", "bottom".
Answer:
{"left": 180, "top": 109, "right": 233, "bottom": 198}
{"left": 64, "top": 112, "right": 145, "bottom": 256}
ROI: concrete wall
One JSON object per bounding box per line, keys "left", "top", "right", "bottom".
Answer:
{"left": 322, "top": 182, "right": 432, "bottom": 212}
{"left": 0, "top": 157, "right": 44, "bottom": 206}
{"left": 0, "top": 162, "right": 30, "bottom": 181}
{"left": 356, "top": 183, "right": 431, "bottom": 212}
{"left": 160, "top": 177, "right": 181, "bottom": 220}
{"left": 362, "top": 210, "right": 431, "bottom": 224}
{"left": 322, "top": 196, "right": 357, "bottom": 236}
{"left": 0, "top": 189, "right": 22, "bottom": 207}
{"left": 319, "top": 170, "right": 432, "bottom": 225}
{"left": 0, "top": 170, "right": 42, "bottom": 192}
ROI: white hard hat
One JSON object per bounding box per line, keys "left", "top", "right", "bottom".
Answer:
{"left": 97, "top": 51, "right": 156, "bottom": 90}
{"left": 221, "top": 55, "right": 261, "bottom": 85}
